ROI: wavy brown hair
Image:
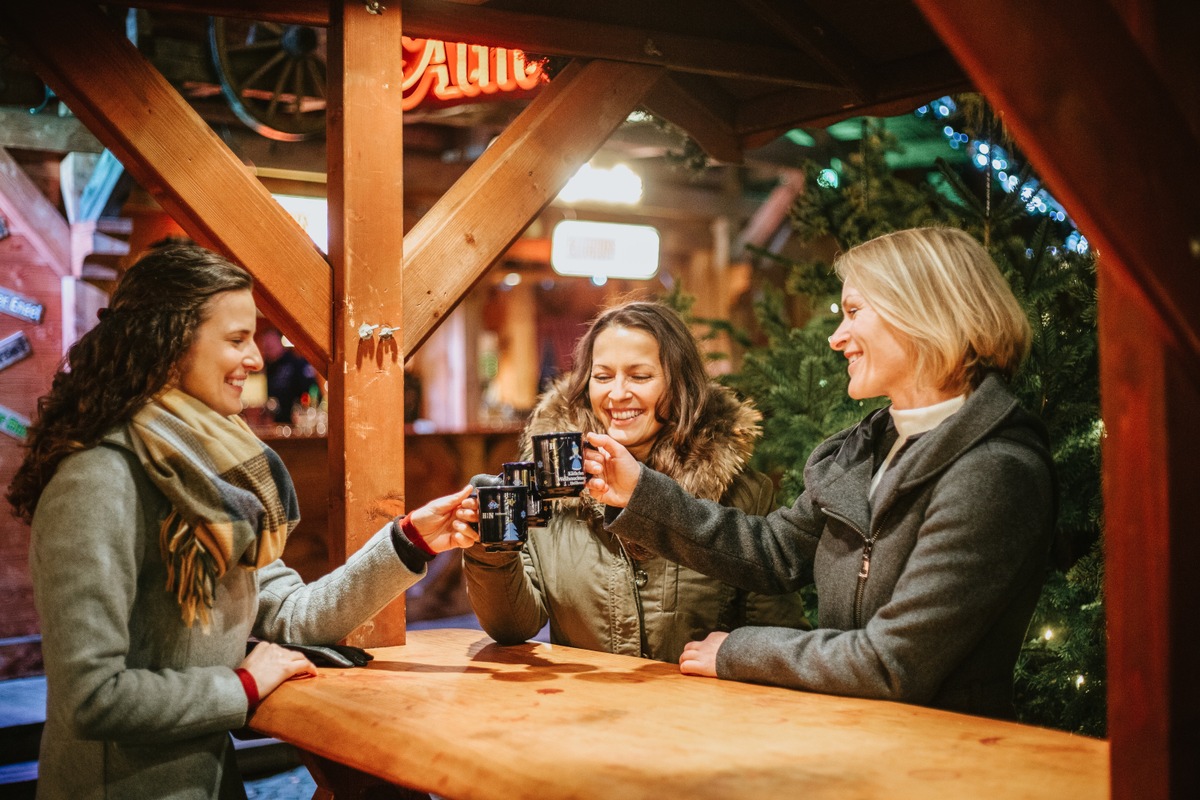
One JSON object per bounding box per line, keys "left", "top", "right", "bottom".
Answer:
{"left": 7, "top": 244, "right": 252, "bottom": 522}
{"left": 560, "top": 301, "right": 710, "bottom": 454}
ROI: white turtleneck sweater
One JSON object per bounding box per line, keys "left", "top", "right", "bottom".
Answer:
{"left": 869, "top": 394, "right": 967, "bottom": 498}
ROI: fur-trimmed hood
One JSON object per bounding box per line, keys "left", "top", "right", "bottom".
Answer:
{"left": 523, "top": 375, "right": 763, "bottom": 514}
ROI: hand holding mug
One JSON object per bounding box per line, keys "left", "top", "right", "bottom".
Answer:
{"left": 408, "top": 485, "right": 480, "bottom": 552}
{"left": 582, "top": 432, "right": 641, "bottom": 507}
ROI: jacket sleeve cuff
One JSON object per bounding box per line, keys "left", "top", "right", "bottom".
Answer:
{"left": 391, "top": 516, "right": 437, "bottom": 572}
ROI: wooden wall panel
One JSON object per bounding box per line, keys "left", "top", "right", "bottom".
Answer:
{"left": 0, "top": 237, "right": 65, "bottom": 678}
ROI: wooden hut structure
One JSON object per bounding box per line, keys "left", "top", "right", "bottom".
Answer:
{"left": 1, "top": 1, "right": 1196, "bottom": 797}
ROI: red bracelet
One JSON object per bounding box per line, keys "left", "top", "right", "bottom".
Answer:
{"left": 400, "top": 514, "right": 437, "bottom": 556}
{"left": 235, "top": 668, "right": 260, "bottom": 711}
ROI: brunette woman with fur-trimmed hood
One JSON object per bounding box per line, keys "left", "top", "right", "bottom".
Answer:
{"left": 463, "top": 302, "right": 808, "bottom": 662}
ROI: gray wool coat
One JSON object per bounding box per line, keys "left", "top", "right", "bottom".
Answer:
{"left": 30, "top": 428, "right": 428, "bottom": 799}
{"left": 605, "top": 373, "right": 1056, "bottom": 718}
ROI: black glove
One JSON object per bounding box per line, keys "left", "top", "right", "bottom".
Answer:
{"left": 469, "top": 472, "right": 503, "bottom": 488}
{"left": 279, "top": 643, "right": 374, "bottom": 668}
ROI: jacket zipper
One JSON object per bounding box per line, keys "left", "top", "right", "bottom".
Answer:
{"left": 824, "top": 507, "right": 889, "bottom": 629}
{"left": 616, "top": 538, "right": 650, "bottom": 657}
{"left": 852, "top": 510, "right": 890, "bottom": 628}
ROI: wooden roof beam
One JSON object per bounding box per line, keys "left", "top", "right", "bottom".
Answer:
{"left": 402, "top": 59, "right": 663, "bottom": 354}
{"left": 734, "top": 50, "right": 968, "bottom": 142}
{"left": 1, "top": 0, "right": 333, "bottom": 369}
{"left": 0, "top": 109, "right": 103, "bottom": 154}
{"left": 642, "top": 74, "right": 743, "bottom": 165}
{"left": 0, "top": 147, "right": 72, "bottom": 276}
{"left": 734, "top": 0, "right": 872, "bottom": 101}
{"left": 127, "top": 0, "right": 840, "bottom": 89}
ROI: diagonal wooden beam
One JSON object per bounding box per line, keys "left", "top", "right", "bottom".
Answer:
{"left": 1, "top": 0, "right": 332, "bottom": 369}
{"left": 0, "top": 147, "right": 72, "bottom": 276}
{"left": 642, "top": 73, "right": 743, "bottom": 165}
{"left": 402, "top": 59, "right": 663, "bottom": 354}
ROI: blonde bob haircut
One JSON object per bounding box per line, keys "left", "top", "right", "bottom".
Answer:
{"left": 833, "top": 227, "right": 1031, "bottom": 395}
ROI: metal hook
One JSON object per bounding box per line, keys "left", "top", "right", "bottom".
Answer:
{"left": 357, "top": 323, "right": 379, "bottom": 341}
{"left": 378, "top": 325, "right": 398, "bottom": 340}
{"left": 365, "top": 1, "right": 385, "bottom": 14}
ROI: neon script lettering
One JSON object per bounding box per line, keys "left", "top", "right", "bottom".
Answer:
{"left": 402, "top": 39, "right": 545, "bottom": 110}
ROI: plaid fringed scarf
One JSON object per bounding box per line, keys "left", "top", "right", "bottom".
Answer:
{"left": 129, "top": 389, "right": 299, "bottom": 629}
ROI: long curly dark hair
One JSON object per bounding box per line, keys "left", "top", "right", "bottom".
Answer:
{"left": 7, "top": 244, "right": 253, "bottom": 522}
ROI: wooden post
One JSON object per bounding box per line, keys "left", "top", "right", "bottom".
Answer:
{"left": 1098, "top": 259, "right": 1200, "bottom": 800}
{"left": 326, "top": 1, "right": 409, "bottom": 646}
{"left": 911, "top": 3, "right": 1200, "bottom": 798}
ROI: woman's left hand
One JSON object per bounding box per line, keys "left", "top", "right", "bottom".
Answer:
{"left": 409, "top": 485, "right": 479, "bottom": 552}
{"left": 678, "top": 631, "right": 729, "bottom": 678}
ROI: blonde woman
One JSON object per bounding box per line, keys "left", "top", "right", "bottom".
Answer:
{"left": 583, "top": 228, "right": 1055, "bottom": 719}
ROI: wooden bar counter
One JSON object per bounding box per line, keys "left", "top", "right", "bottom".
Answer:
{"left": 250, "top": 629, "right": 1107, "bottom": 799}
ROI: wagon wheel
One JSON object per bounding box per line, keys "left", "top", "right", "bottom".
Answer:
{"left": 209, "top": 17, "right": 327, "bottom": 142}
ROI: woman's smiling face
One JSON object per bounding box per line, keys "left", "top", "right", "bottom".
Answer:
{"left": 588, "top": 325, "right": 666, "bottom": 461}
{"left": 175, "top": 289, "right": 263, "bottom": 416}
{"left": 828, "top": 282, "right": 922, "bottom": 408}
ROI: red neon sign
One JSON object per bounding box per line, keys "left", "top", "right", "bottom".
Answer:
{"left": 401, "top": 38, "right": 545, "bottom": 110}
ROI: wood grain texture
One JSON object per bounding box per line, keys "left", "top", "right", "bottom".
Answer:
{"left": 0, "top": 147, "right": 71, "bottom": 275}
{"left": 402, "top": 59, "right": 662, "bottom": 354}
{"left": 325, "top": 0, "right": 410, "bottom": 647}
{"left": 0, "top": 0, "right": 333, "bottom": 369}
{"left": 252, "top": 628, "right": 1109, "bottom": 800}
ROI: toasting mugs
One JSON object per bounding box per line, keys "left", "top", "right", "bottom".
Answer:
{"left": 465, "top": 431, "right": 585, "bottom": 551}
{"left": 475, "top": 485, "right": 528, "bottom": 552}
{"left": 530, "top": 431, "right": 587, "bottom": 498}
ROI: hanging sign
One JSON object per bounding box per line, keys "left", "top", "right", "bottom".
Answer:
{"left": 0, "top": 286, "right": 44, "bottom": 324}
{"left": 0, "top": 403, "right": 31, "bottom": 441}
{"left": 402, "top": 38, "right": 545, "bottom": 110}
{"left": 0, "top": 330, "right": 32, "bottom": 372}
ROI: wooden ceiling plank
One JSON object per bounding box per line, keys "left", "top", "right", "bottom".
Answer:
{"left": 128, "top": 0, "right": 838, "bottom": 89}
{"left": 734, "top": 51, "right": 968, "bottom": 139}
{"left": 402, "top": 59, "right": 664, "bottom": 354}
{"left": 0, "top": 147, "right": 72, "bottom": 276}
{"left": 324, "top": 0, "right": 409, "bottom": 645}
{"left": 0, "top": 109, "right": 103, "bottom": 154}
{"left": 734, "top": 0, "right": 872, "bottom": 101}
{"left": 401, "top": 0, "right": 837, "bottom": 89}
{"left": 1, "top": 0, "right": 333, "bottom": 369}
{"left": 125, "top": 0, "right": 330, "bottom": 26}
{"left": 643, "top": 74, "right": 743, "bottom": 165}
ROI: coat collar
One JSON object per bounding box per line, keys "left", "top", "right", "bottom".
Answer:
{"left": 809, "top": 372, "right": 1044, "bottom": 536}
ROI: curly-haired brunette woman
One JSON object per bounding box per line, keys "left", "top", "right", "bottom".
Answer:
{"left": 463, "top": 301, "right": 808, "bottom": 663}
{"left": 8, "top": 243, "right": 478, "bottom": 799}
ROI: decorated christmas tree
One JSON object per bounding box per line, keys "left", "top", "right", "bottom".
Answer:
{"left": 721, "top": 104, "right": 1105, "bottom": 735}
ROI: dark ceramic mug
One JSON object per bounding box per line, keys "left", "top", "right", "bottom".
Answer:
{"left": 476, "top": 485, "right": 529, "bottom": 551}
{"left": 502, "top": 461, "right": 553, "bottom": 526}
{"left": 531, "top": 431, "right": 587, "bottom": 498}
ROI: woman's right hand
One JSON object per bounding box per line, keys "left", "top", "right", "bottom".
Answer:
{"left": 582, "top": 432, "right": 641, "bottom": 507}
{"left": 238, "top": 642, "right": 317, "bottom": 698}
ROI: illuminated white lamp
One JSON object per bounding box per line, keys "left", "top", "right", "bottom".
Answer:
{"left": 273, "top": 194, "right": 328, "bottom": 253}
{"left": 551, "top": 220, "right": 659, "bottom": 281}
{"left": 557, "top": 162, "right": 642, "bottom": 205}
